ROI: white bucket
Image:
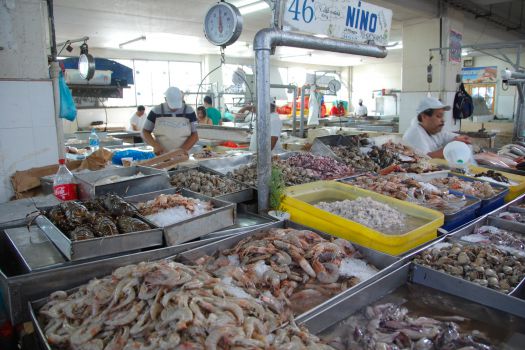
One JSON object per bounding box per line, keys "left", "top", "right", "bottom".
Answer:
{"left": 444, "top": 141, "right": 473, "bottom": 169}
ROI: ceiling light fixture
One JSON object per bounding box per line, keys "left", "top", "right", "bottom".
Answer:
{"left": 238, "top": 1, "right": 269, "bottom": 15}
{"left": 119, "top": 35, "right": 147, "bottom": 49}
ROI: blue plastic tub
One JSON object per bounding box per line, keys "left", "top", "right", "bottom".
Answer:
{"left": 441, "top": 191, "right": 482, "bottom": 232}
{"left": 433, "top": 174, "right": 508, "bottom": 216}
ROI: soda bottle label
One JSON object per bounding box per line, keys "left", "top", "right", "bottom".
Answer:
{"left": 53, "top": 183, "right": 78, "bottom": 201}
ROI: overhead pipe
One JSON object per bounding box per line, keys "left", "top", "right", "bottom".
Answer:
{"left": 253, "top": 28, "right": 387, "bottom": 212}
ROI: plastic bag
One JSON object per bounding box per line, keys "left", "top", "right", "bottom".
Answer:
{"left": 59, "top": 71, "right": 77, "bottom": 121}
{"left": 112, "top": 149, "right": 155, "bottom": 165}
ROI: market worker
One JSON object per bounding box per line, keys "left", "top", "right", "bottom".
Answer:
{"left": 249, "top": 102, "right": 283, "bottom": 154}
{"left": 402, "top": 96, "right": 471, "bottom": 159}
{"left": 129, "top": 105, "right": 146, "bottom": 131}
{"left": 203, "top": 95, "right": 222, "bottom": 125}
{"left": 142, "top": 87, "right": 199, "bottom": 156}
{"left": 355, "top": 99, "right": 368, "bottom": 118}
{"left": 330, "top": 101, "right": 346, "bottom": 116}
{"left": 197, "top": 106, "right": 213, "bottom": 125}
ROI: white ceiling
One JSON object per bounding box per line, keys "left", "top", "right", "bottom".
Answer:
{"left": 53, "top": 0, "right": 414, "bottom": 67}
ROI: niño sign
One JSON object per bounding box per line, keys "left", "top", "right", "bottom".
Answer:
{"left": 283, "top": 0, "right": 393, "bottom": 46}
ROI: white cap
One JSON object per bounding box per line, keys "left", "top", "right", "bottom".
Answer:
{"left": 416, "top": 96, "right": 451, "bottom": 115}
{"left": 165, "top": 87, "right": 182, "bottom": 109}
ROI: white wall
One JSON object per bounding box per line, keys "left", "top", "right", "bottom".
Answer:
{"left": 351, "top": 62, "right": 402, "bottom": 115}
{"left": 0, "top": 0, "right": 58, "bottom": 203}
{"left": 0, "top": 81, "right": 58, "bottom": 202}
{"left": 0, "top": 0, "right": 49, "bottom": 79}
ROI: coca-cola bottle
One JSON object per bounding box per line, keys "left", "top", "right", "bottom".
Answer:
{"left": 53, "top": 159, "right": 78, "bottom": 201}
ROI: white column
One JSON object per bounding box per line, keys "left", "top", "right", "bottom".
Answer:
{"left": 0, "top": 0, "right": 58, "bottom": 202}
{"left": 399, "top": 7, "right": 464, "bottom": 134}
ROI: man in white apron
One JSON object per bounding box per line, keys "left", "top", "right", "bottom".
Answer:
{"left": 142, "top": 87, "right": 199, "bottom": 155}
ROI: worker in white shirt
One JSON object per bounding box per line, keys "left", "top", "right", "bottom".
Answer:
{"left": 355, "top": 99, "right": 368, "bottom": 118}
{"left": 249, "top": 102, "right": 283, "bottom": 154}
{"left": 129, "top": 105, "right": 146, "bottom": 131}
{"left": 402, "top": 96, "right": 471, "bottom": 159}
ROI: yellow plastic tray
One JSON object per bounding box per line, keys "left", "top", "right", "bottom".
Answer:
{"left": 281, "top": 181, "right": 444, "bottom": 256}
{"left": 430, "top": 159, "right": 525, "bottom": 202}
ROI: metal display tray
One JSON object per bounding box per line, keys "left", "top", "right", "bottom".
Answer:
{"left": 175, "top": 221, "right": 402, "bottom": 318}
{"left": 424, "top": 216, "right": 525, "bottom": 298}
{"left": 168, "top": 165, "right": 256, "bottom": 203}
{"left": 202, "top": 210, "right": 277, "bottom": 239}
{"left": 28, "top": 220, "right": 400, "bottom": 350}
{"left": 125, "top": 188, "right": 236, "bottom": 246}
{"left": 299, "top": 263, "right": 525, "bottom": 339}
{"left": 198, "top": 153, "right": 255, "bottom": 175}
{"left": 0, "top": 228, "right": 239, "bottom": 325}
{"left": 74, "top": 165, "right": 171, "bottom": 200}
{"left": 34, "top": 213, "right": 164, "bottom": 261}
{"left": 487, "top": 206, "right": 525, "bottom": 235}
{"left": 4, "top": 226, "right": 66, "bottom": 273}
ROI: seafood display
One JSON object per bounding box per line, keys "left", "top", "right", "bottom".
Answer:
{"left": 316, "top": 197, "right": 407, "bottom": 234}
{"left": 430, "top": 176, "right": 497, "bottom": 199}
{"left": 366, "top": 142, "right": 440, "bottom": 174}
{"left": 285, "top": 153, "right": 354, "bottom": 180}
{"left": 474, "top": 170, "right": 517, "bottom": 186}
{"left": 330, "top": 145, "right": 380, "bottom": 172}
{"left": 498, "top": 211, "right": 525, "bottom": 223}
{"left": 475, "top": 144, "right": 525, "bottom": 170}
{"left": 170, "top": 169, "right": 247, "bottom": 197}
{"left": 38, "top": 260, "right": 334, "bottom": 350}
{"left": 45, "top": 195, "right": 150, "bottom": 241}
{"left": 136, "top": 194, "right": 213, "bottom": 227}
{"left": 192, "top": 149, "right": 219, "bottom": 159}
{"left": 229, "top": 157, "right": 324, "bottom": 187}
{"left": 367, "top": 145, "right": 399, "bottom": 169}
{"left": 324, "top": 301, "right": 496, "bottom": 350}
{"left": 461, "top": 225, "right": 525, "bottom": 257}
{"left": 414, "top": 243, "right": 525, "bottom": 293}
{"left": 229, "top": 153, "right": 352, "bottom": 187}
{"left": 195, "top": 228, "right": 379, "bottom": 315}
{"left": 345, "top": 174, "right": 468, "bottom": 214}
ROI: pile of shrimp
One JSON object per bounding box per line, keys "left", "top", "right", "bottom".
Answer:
{"left": 39, "top": 260, "right": 334, "bottom": 350}
{"left": 196, "top": 228, "right": 379, "bottom": 315}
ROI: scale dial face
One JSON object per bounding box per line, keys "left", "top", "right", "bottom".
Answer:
{"left": 204, "top": 2, "right": 243, "bottom": 47}
{"left": 328, "top": 79, "right": 341, "bottom": 93}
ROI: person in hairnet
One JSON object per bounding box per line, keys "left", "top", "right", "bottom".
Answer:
{"left": 142, "top": 87, "right": 199, "bottom": 156}
{"left": 355, "top": 99, "right": 368, "bottom": 118}
{"left": 403, "top": 96, "right": 471, "bottom": 158}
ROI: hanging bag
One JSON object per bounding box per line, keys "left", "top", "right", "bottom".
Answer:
{"left": 452, "top": 83, "right": 473, "bottom": 127}
{"left": 58, "top": 71, "right": 77, "bottom": 121}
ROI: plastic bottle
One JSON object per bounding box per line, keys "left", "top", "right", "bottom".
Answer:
{"left": 53, "top": 159, "right": 78, "bottom": 201}
{"left": 89, "top": 128, "right": 100, "bottom": 151}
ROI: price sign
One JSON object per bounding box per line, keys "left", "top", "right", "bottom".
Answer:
{"left": 283, "top": 0, "right": 392, "bottom": 46}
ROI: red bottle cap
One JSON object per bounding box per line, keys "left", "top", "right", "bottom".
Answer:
{"left": 58, "top": 159, "right": 65, "bottom": 165}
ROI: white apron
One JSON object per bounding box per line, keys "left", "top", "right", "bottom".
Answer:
{"left": 153, "top": 105, "right": 191, "bottom": 150}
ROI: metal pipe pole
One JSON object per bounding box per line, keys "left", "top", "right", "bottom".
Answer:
{"left": 299, "top": 86, "right": 306, "bottom": 138}
{"left": 255, "top": 48, "right": 272, "bottom": 213}
{"left": 47, "top": 0, "right": 65, "bottom": 161}
{"left": 292, "top": 87, "right": 297, "bottom": 137}
{"left": 253, "top": 28, "right": 387, "bottom": 211}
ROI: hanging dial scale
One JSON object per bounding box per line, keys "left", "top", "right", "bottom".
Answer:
{"left": 204, "top": 2, "right": 243, "bottom": 47}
